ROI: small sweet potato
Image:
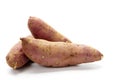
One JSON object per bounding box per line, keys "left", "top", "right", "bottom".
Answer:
{"left": 28, "top": 16, "right": 71, "bottom": 42}
{"left": 21, "top": 38, "right": 103, "bottom": 67}
{"left": 6, "top": 36, "right": 33, "bottom": 69}
{"left": 6, "top": 41, "right": 29, "bottom": 69}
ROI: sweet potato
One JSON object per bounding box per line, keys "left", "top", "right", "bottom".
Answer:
{"left": 21, "top": 38, "right": 103, "bottom": 67}
{"left": 6, "top": 36, "right": 33, "bottom": 69}
{"left": 6, "top": 41, "right": 29, "bottom": 69}
{"left": 28, "top": 16, "right": 71, "bottom": 42}
{"left": 6, "top": 17, "right": 71, "bottom": 69}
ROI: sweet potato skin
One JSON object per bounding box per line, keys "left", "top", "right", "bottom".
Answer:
{"left": 28, "top": 16, "right": 71, "bottom": 42}
{"left": 6, "top": 36, "right": 33, "bottom": 69}
{"left": 21, "top": 38, "right": 103, "bottom": 67}
{"left": 6, "top": 41, "right": 29, "bottom": 69}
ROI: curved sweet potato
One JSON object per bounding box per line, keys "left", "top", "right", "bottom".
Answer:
{"left": 21, "top": 38, "right": 103, "bottom": 67}
{"left": 28, "top": 16, "right": 71, "bottom": 42}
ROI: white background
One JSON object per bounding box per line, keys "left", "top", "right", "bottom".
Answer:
{"left": 0, "top": 0, "right": 120, "bottom": 80}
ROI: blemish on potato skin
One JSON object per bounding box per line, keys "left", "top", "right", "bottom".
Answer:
{"left": 41, "top": 56, "right": 45, "bottom": 59}
{"left": 13, "top": 62, "right": 17, "bottom": 69}
{"left": 29, "top": 39, "right": 33, "bottom": 43}
{"left": 55, "top": 61, "right": 59, "bottom": 65}
{"left": 70, "top": 54, "right": 74, "bottom": 57}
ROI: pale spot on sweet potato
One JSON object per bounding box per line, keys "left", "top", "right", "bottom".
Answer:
{"left": 41, "top": 56, "right": 45, "bottom": 59}
{"left": 13, "top": 62, "right": 17, "bottom": 69}
{"left": 55, "top": 61, "right": 60, "bottom": 65}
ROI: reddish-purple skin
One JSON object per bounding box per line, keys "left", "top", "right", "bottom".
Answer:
{"left": 28, "top": 16, "right": 71, "bottom": 42}
{"left": 21, "top": 38, "right": 103, "bottom": 67}
{"left": 6, "top": 41, "right": 29, "bottom": 69}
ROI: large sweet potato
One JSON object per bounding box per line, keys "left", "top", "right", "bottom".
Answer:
{"left": 28, "top": 16, "right": 71, "bottom": 42}
{"left": 21, "top": 38, "right": 103, "bottom": 67}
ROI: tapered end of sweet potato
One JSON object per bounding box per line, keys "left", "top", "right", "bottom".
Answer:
{"left": 94, "top": 50, "right": 103, "bottom": 61}
{"left": 20, "top": 38, "right": 29, "bottom": 45}
{"left": 28, "top": 16, "right": 45, "bottom": 39}
{"left": 80, "top": 44, "right": 103, "bottom": 63}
